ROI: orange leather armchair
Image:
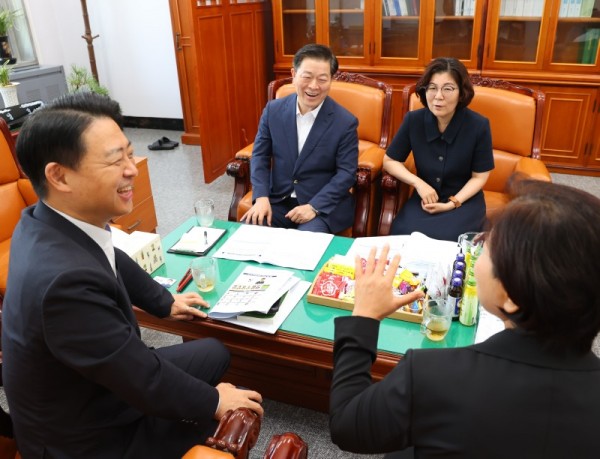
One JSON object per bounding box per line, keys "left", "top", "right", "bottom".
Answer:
{"left": 378, "top": 76, "right": 552, "bottom": 235}
{"left": 0, "top": 119, "right": 37, "bottom": 306}
{"left": 226, "top": 72, "right": 393, "bottom": 237}
{"left": 183, "top": 408, "right": 307, "bottom": 459}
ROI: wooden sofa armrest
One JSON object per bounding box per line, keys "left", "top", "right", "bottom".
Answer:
{"left": 353, "top": 144, "right": 385, "bottom": 237}
{"left": 514, "top": 157, "right": 552, "bottom": 182}
{"left": 264, "top": 432, "right": 308, "bottom": 459}
{"left": 184, "top": 408, "right": 261, "bottom": 459}
{"left": 377, "top": 154, "right": 415, "bottom": 236}
{"left": 226, "top": 144, "right": 254, "bottom": 221}
{"left": 235, "top": 143, "right": 254, "bottom": 160}
{"left": 226, "top": 158, "right": 251, "bottom": 222}
{"left": 377, "top": 173, "right": 403, "bottom": 236}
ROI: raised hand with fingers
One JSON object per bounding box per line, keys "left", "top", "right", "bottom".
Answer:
{"left": 352, "top": 245, "right": 425, "bottom": 321}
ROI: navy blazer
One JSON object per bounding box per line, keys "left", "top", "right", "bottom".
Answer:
{"left": 251, "top": 94, "right": 359, "bottom": 233}
{"left": 2, "top": 202, "right": 220, "bottom": 457}
{"left": 330, "top": 317, "right": 600, "bottom": 458}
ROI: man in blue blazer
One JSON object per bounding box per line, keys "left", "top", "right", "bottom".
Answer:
{"left": 2, "top": 92, "right": 263, "bottom": 458}
{"left": 241, "top": 44, "right": 358, "bottom": 234}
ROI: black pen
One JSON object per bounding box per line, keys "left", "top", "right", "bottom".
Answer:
{"left": 204, "top": 230, "right": 208, "bottom": 245}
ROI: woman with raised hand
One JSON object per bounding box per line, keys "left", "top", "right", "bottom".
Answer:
{"left": 330, "top": 180, "right": 600, "bottom": 458}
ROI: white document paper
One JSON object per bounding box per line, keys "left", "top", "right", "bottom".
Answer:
{"left": 213, "top": 224, "right": 334, "bottom": 271}
{"left": 474, "top": 306, "right": 505, "bottom": 343}
{"left": 346, "top": 232, "right": 458, "bottom": 275}
{"left": 208, "top": 266, "right": 298, "bottom": 319}
{"left": 220, "top": 280, "right": 311, "bottom": 334}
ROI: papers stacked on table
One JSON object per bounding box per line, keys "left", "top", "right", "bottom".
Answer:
{"left": 213, "top": 224, "right": 333, "bottom": 271}
{"left": 346, "top": 232, "right": 458, "bottom": 277}
{"left": 208, "top": 266, "right": 310, "bottom": 334}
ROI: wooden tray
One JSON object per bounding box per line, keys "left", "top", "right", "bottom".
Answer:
{"left": 306, "top": 275, "right": 423, "bottom": 324}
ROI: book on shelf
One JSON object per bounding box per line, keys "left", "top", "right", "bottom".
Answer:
{"left": 522, "top": 0, "right": 534, "bottom": 16}
{"left": 568, "top": 0, "right": 583, "bottom": 17}
{"left": 580, "top": 0, "right": 595, "bottom": 16}
{"left": 167, "top": 226, "right": 226, "bottom": 256}
{"left": 581, "top": 28, "right": 600, "bottom": 64}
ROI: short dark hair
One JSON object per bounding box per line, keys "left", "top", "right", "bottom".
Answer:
{"left": 292, "top": 43, "right": 339, "bottom": 76}
{"left": 489, "top": 180, "right": 600, "bottom": 354}
{"left": 16, "top": 92, "right": 123, "bottom": 199}
{"left": 415, "top": 57, "right": 474, "bottom": 109}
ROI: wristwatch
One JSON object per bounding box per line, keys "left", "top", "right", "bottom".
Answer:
{"left": 448, "top": 196, "right": 462, "bottom": 209}
{"left": 309, "top": 204, "right": 320, "bottom": 216}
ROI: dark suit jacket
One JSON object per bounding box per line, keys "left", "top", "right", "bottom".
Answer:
{"left": 330, "top": 317, "right": 600, "bottom": 458}
{"left": 2, "top": 202, "right": 219, "bottom": 458}
{"left": 250, "top": 94, "right": 359, "bottom": 233}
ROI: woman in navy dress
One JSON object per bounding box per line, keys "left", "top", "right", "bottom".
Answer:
{"left": 384, "top": 57, "right": 494, "bottom": 241}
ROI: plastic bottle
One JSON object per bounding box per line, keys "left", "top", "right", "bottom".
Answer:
{"left": 459, "top": 275, "right": 478, "bottom": 326}
{"left": 446, "top": 276, "right": 463, "bottom": 320}
{"left": 453, "top": 260, "right": 466, "bottom": 275}
{"left": 453, "top": 252, "right": 465, "bottom": 270}
{"left": 452, "top": 269, "right": 465, "bottom": 281}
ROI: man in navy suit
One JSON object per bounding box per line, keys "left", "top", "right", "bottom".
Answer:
{"left": 2, "top": 92, "right": 263, "bottom": 458}
{"left": 241, "top": 44, "right": 359, "bottom": 234}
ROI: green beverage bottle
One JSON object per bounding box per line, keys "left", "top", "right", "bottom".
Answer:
{"left": 459, "top": 275, "right": 478, "bottom": 326}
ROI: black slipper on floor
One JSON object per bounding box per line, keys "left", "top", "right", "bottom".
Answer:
{"left": 148, "top": 136, "right": 179, "bottom": 150}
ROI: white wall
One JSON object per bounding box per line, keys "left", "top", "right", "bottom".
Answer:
{"left": 23, "top": 0, "right": 183, "bottom": 119}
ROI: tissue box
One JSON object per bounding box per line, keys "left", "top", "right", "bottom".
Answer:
{"left": 112, "top": 229, "right": 165, "bottom": 274}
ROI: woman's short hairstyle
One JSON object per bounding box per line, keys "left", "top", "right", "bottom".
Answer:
{"left": 489, "top": 179, "right": 600, "bottom": 354}
{"left": 293, "top": 43, "right": 339, "bottom": 77}
{"left": 16, "top": 92, "right": 123, "bottom": 199}
{"left": 415, "top": 57, "right": 474, "bottom": 110}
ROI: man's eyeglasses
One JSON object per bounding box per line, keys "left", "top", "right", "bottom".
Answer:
{"left": 424, "top": 85, "right": 457, "bottom": 96}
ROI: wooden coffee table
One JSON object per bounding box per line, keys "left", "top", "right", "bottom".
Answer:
{"left": 136, "top": 219, "right": 477, "bottom": 412}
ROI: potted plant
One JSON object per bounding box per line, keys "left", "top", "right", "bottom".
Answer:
{"left": 0, "top": 60, "right": 19, "bottom": 107}
{"left": 0, "top": 9, "right": 18, "bottom": 64}
{"left": 67, "top": 64, "right": 109, "bottom": 96}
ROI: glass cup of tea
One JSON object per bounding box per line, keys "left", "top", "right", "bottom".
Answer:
{"left": 420, "top": 298, "right": 453, "bottom": 342}
{"left": 190, "top": 257, "right": 217, "bottom": 293}
{"left": 194, "top": 199, "right": 215, "bottom": 227}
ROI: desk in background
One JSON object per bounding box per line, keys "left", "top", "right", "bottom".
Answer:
{"left": 135, "top": 219, "right": 477, "bottom": 411}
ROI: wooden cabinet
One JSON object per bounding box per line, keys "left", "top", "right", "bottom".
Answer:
{"left": 169, "top": 0, "right": 273, "bottom": 183}
{"left": 483, "top": 0, "right": 600, "bottom": 74}
{"left": 534, "top": 85, "right": 598, "bottom": 172}
{"left": 273, "top": 1, "right": 486, "bottom": 71}
{"left": 270, "top": 0, "right": 600, "bottom": 175}
{"left": 112, "top": 157, "right": 158, "bottom": 234}
{"left": 481, "top": 0, "right": 600, "bottom": 174}
{"left": 169, "top": 0, "right": 201, "bottom": 146}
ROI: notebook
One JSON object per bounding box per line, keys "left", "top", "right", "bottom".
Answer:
{"left": 167, "top": 226, "right": 226, "bottom": 256}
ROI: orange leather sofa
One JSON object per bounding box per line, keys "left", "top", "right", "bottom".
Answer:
{"left": 378, "top": 76, "right": 552, "bottom": 235}
{"left": 226, "top": 72, "right": 393, "bottom": 237}
{"left": 0, "top": 118, "right": 37, "bottom": 305}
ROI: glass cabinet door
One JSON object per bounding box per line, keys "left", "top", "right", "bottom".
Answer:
{"left": 275, "top": 0, "right": 318, "bottom": 61}
{"left": 326, "top": 0, "right": 367, "bottom": 63}
{"left": 549, "top": 0, "right": 600, "bottom": 72}
{"left": 492, "top": 0, "right": 546, "bottom": 64}
{"left": 374, "top": 0, "right": 426, "bottom": 66}
{"left": 432, "top": 0, "right": 482, "bottom": 68}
